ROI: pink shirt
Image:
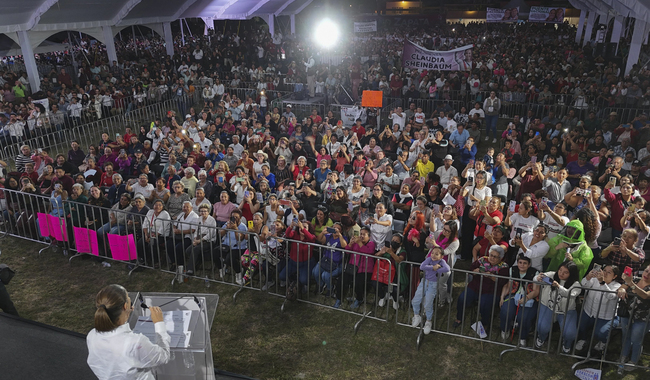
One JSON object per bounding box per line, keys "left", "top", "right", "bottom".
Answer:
{"left": 348, "top": 241, "right": 377, "bottom": 273}
{"left": 213, "top": 202, "right": 238, "bottom": 223}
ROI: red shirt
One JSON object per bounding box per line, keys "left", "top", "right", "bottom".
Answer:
{"left": 285, "top": 226, "right": 315, "bottom": 262}
{"left": 100, "top": 172, "right": 114, "bottom": 187}
{"left": 351, "top": 124, "right": 365, "bottom": 137}
{"left": 474, "top": 209, "right": 504, "bottom": 237}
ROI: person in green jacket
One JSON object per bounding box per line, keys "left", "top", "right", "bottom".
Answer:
{"left": 545, "top": 219, "right": 593, "bottom": 280}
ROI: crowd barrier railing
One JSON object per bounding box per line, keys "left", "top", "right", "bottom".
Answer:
{"left": 1, "top": 187, "right": 650, "bottom": 371}
{"left": 258, "top": 236, "right": 395, "bottom": 331}
{"left": 376, "top": 93, "right": 649, "bottom": 127}
{"left": 1, "top": 91, "right": 202, "bottom": 169}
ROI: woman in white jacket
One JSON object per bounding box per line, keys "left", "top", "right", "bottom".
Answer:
{"left": 575, "top": 265, "right": 621, "bottom": 352}
{"left": 87, "top": 284, "right": 170, "bottom": 380}
{"left": 534, "top": 261, "right": 581, "bottom": 352}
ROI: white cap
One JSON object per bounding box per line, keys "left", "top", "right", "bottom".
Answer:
{"left": 185, "top": 114, "right": 191, "bottom": 119}
{"left": 444, "top": 154, "right": 454, "bottom": 161}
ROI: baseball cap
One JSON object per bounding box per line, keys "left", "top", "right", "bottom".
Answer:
{"left": 578, "top": 152, "right": 588, "bottom": 160}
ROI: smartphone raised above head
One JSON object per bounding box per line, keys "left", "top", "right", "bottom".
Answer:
{"left": 624, "top": 266, "right": 633, "bottom": 277}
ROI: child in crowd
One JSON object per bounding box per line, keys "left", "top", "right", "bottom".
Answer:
{"left": 411, "top": 247, "right": 450, "bottom": 334}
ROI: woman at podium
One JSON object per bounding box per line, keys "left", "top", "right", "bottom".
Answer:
{"left": 87, "top": 284, "right": 171, "bottom": 379}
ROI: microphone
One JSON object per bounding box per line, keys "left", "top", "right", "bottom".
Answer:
{"left": 138, "top": 293, "right": 149, "bottom": 309}
{"left": 158, "top": 295, "right": 200, "bottom": 308}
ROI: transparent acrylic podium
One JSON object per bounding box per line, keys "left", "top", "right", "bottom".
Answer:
{"left": 128, "top": 292, "right": 219, "bottom": 380}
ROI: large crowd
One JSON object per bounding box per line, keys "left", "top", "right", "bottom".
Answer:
{"left": 1, "top": 16, "right": 650, "bottom": 371}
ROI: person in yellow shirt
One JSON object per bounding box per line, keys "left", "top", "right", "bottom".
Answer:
{"left": 415, "top": 150, "right": 435, "bottom": 179}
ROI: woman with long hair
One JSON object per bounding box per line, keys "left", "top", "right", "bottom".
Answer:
{"left": 427, "top": 219, "right": 460, "bottom": 305}
{"left": 87, "top": 284, "right": 169, "bottom": 378}
{"left": 460, "top": 170, "right": 492, "bottom": 260}
{"left": 535, "top": 261, "right": 581, "bottom": 352}
{"left": 239, "top": 212, "right": 270, "bottom": 286}
{"left": 333, "top": 226, "right": 375, "bottom": 309}
{"left": 312, "top": 206, "right": 334, "bottom": 236}
{"left": 328, "top": 186, "right": 350, "bottom": 223}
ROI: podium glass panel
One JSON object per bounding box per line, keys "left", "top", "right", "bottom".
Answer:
{"left": 128, "top": 292, "right": 219, "bottom": 380}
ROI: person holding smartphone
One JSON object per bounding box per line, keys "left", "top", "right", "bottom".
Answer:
{"left": 604, "top": 180, "right": 635, "bottom": 239}
{"left": 601, "top": 228, "right": 645, "bottom": 275}
{"left": 313, "top": 223, "right": 347, "bottom": 296}
{"left": 615, "top": 266, "right": 650, "bottom": 371}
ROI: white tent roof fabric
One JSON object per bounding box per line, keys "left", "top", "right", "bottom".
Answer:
{"left": 568, "top": 0, "right": 650, "bottom": 21}
{"left": 0, "top": 0, "right": 312, "bottom": 34}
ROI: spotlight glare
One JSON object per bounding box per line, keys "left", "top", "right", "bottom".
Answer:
{"left": 313, "top": 18, "right": 340, "bottom": 49}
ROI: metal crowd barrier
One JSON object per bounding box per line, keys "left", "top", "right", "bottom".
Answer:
{"left": 259, "top": 236, "right": 394, "bottom": 331}
{"left": 377, "top": 92, "right": 649, "bottom": 126}
{"left": 1, "top": 91, "right": 202, "bottom": 169}
{"left": 1, "top": 186, "right": 649, "bottom": 371}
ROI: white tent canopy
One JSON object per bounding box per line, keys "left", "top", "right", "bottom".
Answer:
{"left": 0, "top": 0, "right": 314, "bottom": 91}
{"left": 569, "top": 0, "right": 650, "bottom": 21}
{"left": 0, "top": 0, "right": 313, "bottom": 34}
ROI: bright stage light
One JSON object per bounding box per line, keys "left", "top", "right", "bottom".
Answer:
{"left": 313, "top": 18, "right": 340, "bottom": 49}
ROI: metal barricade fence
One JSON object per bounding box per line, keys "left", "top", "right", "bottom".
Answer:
{"left": 392, "top": 261, "right": 548, "bottom": 353}
{"left": 2, "top": 191, "right": 650, "bottom": 370}
{"left": 1, "top": 92, "right": 200, "bottom": 168}
{"left": 259, "top": 236, "right": 394, "bottom": 329}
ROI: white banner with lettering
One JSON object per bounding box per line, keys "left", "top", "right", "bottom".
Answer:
{"left": 486, "top": 7, "right": 520, "bottom": 23}
{"left": 340, "top": 106, "right": 367, "bottom": 126}
{"left": 354, "top": 21, "right": 377, "bottom": 33}
{"left": 402, "top": 41, "right": 473, "bottom": 71}
{"left": 529, "top": 7, "right": 566, "bottom": 23}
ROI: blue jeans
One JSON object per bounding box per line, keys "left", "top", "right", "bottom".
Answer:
{"left": 280, "top": 259, "right": 316, "bottom": 287}
{"left": 577, "top": 310, "right": 613, "bottom": 343}
{"left": 456, "top": 287, "right": 499, "bottom": 330}
{"left": 619, "top": 317, "right": 650, "bottom": 364}
{"left": 97, "top": 223, "right": 126, "bottom": 245}
{"left": 485, "top": 114, "right": 498, "bottom": 139}
{"left": 413, "top": 279, "right": 438, "bottom": 321}
{"left": 499, "top": 298, "right": 539, "bottom": 339}
{"left": 97, "top": 223, "right": 126, "bottom": 240}
{"left": 536, "top": 305, "right": 578, "bottom": 348}
{"left": 312, "top": 262, "right": 342, "bottom": 290}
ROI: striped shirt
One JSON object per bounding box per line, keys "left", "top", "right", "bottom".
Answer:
{"left": 15, "top": 153, "right": 33, "bottom": 173}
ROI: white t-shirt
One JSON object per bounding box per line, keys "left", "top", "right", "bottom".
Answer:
{"left": 465, "top": 185, "right": 492, "bottom": 207}
{"left": 389, "top": 112, "right": 406, "bottom": 130}
{"left": 543, "top": 213, "right": 569, "bottom": 240}
{"left": 518, "top": 232, "right": 550, "bottom": 271}
{"left": 370, "top": 214, "right": 393, "bottom": 247}
{"left": 414, "top": 112, "right": 425, "bottom": 124}
{"left": 131, "top": 183, "right": 154, "bottom": 199}
{"left": 378, "top": 173, "right": 401, "bottom": 193}
{"left": 469, "top": 108, "right": 485, "bottom": 119}
{"left": 509, "top": 214, "right": 540, "bottom": 240}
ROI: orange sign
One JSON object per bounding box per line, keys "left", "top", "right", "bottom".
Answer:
{"left": 361, "top": 91, "right": 383, "bottom": 108}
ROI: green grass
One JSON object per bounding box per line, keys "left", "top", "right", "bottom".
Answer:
{"left": 1, "top": 236, "right": 647, "bottom": 379}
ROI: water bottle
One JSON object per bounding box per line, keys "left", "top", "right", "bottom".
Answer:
{"left": 183, "top": 351, "right": 194, "bottom": 369}
{"left": 177, "top": 265, "right": 184, "bottom": 282}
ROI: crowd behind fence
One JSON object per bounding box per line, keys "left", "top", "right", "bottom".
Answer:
{"left": 0, "top": 186, "right": 648, "bottom": 373}
{"left": 378, "top": 89, "right": 649, "bottom": 125}
{"left": 0, "top": 91, "right": 203, "bottom": 168}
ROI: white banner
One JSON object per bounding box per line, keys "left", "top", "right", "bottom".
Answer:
{"left": 486, "top": 7, "right": 519, "bottom": 23}
{"left": 32, "top": 98, "right": 50, "bottom": 113}
{"left": 354, "top": 21, "right": 377, "bottom": 33}
{"left": 340, "top": 106, "right": 367, "bottom": 126}
{"left": 574, "top": 368, "right": 601, "bottom": 380}
{"left": 529, "top": 7, "right": 566, "bottom": 23}
{"left": 402, "top": 41, "right": 473, "bottom": 71}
